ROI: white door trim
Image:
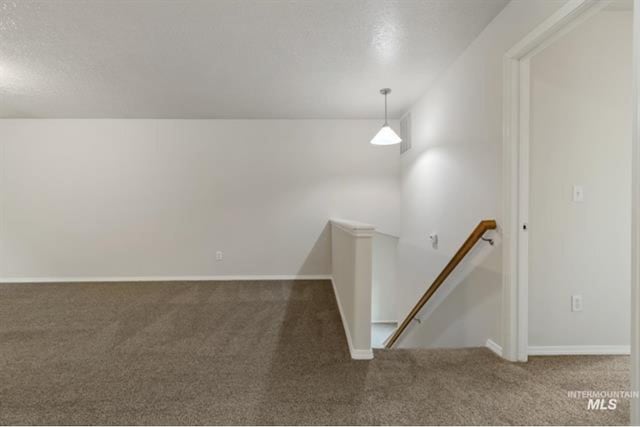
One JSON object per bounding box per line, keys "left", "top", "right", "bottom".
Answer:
{"left": 501, "top": 0, "right": 611, "bottom": 362}
{"left": 632, "top": 1, "right": 640, "bottom": 423}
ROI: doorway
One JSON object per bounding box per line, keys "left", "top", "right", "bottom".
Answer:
{"left": 526, "top": 1, "right": 633, "bottom": 356}
{"left": 502, "top": 1, "right": 638, "bottom": 421}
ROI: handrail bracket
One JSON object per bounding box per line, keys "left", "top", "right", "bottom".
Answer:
{"left": 481, "top": 236, "right": 494, "bottom": 245}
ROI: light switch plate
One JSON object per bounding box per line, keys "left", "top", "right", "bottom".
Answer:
{"left": 572, "top": 185, "right": 584, "bottom": 202}
{"left": 429, "top": 233, "right": 438, "bottom": 249}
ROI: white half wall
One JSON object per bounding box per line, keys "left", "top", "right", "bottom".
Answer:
{"left": 396, "top": 0, "right": 566, "bottom": 349}
{"left": 528, "top": 10, "right": 632, "bottom": 349}
{"left": 0, "top": 119, "right": 400, "bottom": 280}
{"left": 330, "top": 219, "right": 374, "bottom": 359}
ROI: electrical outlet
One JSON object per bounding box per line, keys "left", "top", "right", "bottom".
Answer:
{"left": 216, "top": 251, "right": 223, "bottom": 261}
{"left": 571, "top": 295, "right": 583, "bottom": 312}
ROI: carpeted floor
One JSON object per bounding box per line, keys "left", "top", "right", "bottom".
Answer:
{"left": 0, "top": 280, "right": 630, "bottom": 425}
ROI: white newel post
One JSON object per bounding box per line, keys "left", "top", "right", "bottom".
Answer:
{"left": 330, "top": 219, "right": 374, "bottom": 360}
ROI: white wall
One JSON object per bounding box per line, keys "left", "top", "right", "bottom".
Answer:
{"left": 372, "top": 232, "right": 398, "bottom": 323}
{"left": 0, "top": 119, "right": 399, "bottom": 280}
{"left": 528, "top": 11, "right": 632, "bottom": 349}
{"left": 396, "top": 0, "right": 566, "bottom": 349}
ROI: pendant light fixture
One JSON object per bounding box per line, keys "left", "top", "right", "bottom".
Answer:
{"left": 370, "top": 88, "right": 402, "bottom": 145}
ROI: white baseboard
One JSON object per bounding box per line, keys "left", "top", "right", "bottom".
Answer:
{"left": 486, "top": 338, "right": 503, "bottom": 357}
{"left": 330, "top": 278, "right": 374, "bottom": 360}
{"left": 350, "top": 348, "right": 375, "bottom": 359}
{"left": 372, "top": 320, "right": 398, "bottom": 325}
{"left": 0, "top": 275, "right": 332, "bottom": 284}
{"left": 528, "top": 345, "right": 631, "bottom": 356}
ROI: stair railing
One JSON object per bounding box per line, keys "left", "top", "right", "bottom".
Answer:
{"left": 385, "top": 219, "right": 497, "bottom": 349}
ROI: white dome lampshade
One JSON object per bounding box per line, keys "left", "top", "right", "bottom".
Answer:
{"left": 370, "top": 88, "right": 402, "bottom": 146}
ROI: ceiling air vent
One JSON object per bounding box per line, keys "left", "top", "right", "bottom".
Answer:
{"left": 400, "top": 113, "right": 412, "bottom": 154}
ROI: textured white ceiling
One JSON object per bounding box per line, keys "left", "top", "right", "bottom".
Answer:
{"left": 0, "top": 0, "right": 508, "bottom": 119}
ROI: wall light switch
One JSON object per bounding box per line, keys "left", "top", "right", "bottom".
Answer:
{"left": 572, "top": 185, "right": 584, "bottom": 203}
{"left": 429, "top": 233, "right": 438, "bottom": 249}
{"left": 571, "top": 295, "right": 583, "bottom": 312}
{"left": 216, "top": 251, "right": 223, "bottom": 261}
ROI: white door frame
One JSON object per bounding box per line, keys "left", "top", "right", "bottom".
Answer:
{"left": 501, "top": 0, "right": 617, "bottom": 362}
{"left": 631, "top": 1, "right": 639, "bottom": 424}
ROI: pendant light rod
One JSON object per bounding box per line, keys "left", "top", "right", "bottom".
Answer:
{"left": 370, "top": 87, "right": 401, "bottom": 146}
{"left": 380, "top": 88, "right": 391, "bottom": 126}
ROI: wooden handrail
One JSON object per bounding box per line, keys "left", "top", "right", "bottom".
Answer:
{"left": 385, "top": 219, "right": 497, "bottom": 349}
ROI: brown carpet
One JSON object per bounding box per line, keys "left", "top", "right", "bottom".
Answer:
{"left": 0, "top": 280, "right": 630, "bottom": 425}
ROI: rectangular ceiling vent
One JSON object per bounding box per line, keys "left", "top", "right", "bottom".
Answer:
{"left": 400, "top": 113, "right": 412, "bottom": 154}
